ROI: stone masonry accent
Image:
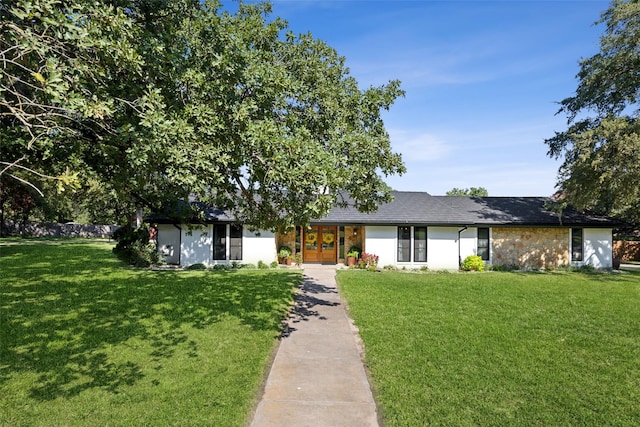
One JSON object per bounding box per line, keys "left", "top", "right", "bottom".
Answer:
{"left": 613, "top": 241, "right": 640, "bottom": 261}
{"left": 492, "top": 227, "right": 570, "bottom": 269}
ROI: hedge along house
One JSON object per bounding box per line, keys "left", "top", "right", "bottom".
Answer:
{"left": 152, "top": 191, "right": 618, "bottom": 270}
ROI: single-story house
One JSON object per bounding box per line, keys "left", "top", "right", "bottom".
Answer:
{"left": 151, "top": 191, "right": 618, "bottom": 270}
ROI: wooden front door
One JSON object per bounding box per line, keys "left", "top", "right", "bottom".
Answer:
{"left": 303, "top": 226, "right": 337, "bottom": 263}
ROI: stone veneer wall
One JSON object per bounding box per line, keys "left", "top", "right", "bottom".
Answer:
{"left": 276, "top": 229, "right": 297, "bottom": 256}
{"left": 344, "top": 226, "right": 363, "bottom": 255}
{"left": 491, "top": 227, "right": 570, "bottom": 269}
{"left": 613, "top": 241, "right": 640, "bottom": 261}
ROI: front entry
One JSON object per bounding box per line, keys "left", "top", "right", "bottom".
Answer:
{"left": 303, "top": 226, "right": 337, "bottom": 263}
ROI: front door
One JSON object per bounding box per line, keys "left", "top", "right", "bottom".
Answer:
{"left": 303, "top": 226, "right": 337, "bottom": 263}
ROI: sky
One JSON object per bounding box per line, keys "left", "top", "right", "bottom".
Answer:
{"left": 246, "top": 0, "right": 611, "bottom": 196}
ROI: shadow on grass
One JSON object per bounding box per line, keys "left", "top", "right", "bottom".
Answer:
{"left": 0, "top": 243, "right": 300, "bottom": 401}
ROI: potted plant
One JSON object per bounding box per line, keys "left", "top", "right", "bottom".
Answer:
{"left": 278, "top": 246, "right": 292, "bottom": 264}
{"left": 346, "top": 247, "right": 360, "bottom": 266}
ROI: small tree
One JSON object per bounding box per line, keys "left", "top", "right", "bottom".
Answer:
{"left": 446, "top": 187, "right": 488, "bottom": 197}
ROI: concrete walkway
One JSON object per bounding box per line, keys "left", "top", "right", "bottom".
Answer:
{"left": 250, "top": 265, "right": 379, "bottom": 427}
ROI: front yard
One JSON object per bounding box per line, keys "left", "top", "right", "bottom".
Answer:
{"left": 0, "top": 240, "right": 300, "bottom": 426}
{"left": 338, "top": 269, "right": 640, "bottom": 426}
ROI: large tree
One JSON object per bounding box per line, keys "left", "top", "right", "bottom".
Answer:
{"left": 1, "top": 0, "right": 405, "bottom": 230}
{"left": 546, "top": 0, "right": 640, "bottom": 225}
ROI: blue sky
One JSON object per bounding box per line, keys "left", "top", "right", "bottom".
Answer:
{"left": 253, "top": 0, "right": 610, "bottom": 196}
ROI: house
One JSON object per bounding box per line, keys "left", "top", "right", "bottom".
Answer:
{"left": 152, "top": 191, "right": 618, "bottom": 270}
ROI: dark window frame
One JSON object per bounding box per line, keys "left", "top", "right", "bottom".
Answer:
{"left": 398, "top": 226, "right": 428, "bottom": 263}
{"left": 571, "top": 228, "right": 583, "bottom": 262}
{"left": 397, "top": 226, "right": 411, "bottom": 262}
{"left": 213, "top": 224, "right": 227, "bottom": 260}
{"left": 477, "top": 227, "right": 490, "bottom": 261}
{"left": 212, "top": 224, "right": 243, "bottom": 261}
{"left": 229, "top": 224, "right": 243, "bottom": 261}
{"left": 414, "top": 226, "right": 427, "bottom": 262}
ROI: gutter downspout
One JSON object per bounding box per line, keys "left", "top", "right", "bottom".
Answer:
{"left": 458, "top": 226, "right": 468, "bottom": 268}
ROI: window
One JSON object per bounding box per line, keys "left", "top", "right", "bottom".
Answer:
{"left": 213, "top": 224, "right": 226, "bottom": 260}
{"left": 477, "top": 227, "right": 490, "bottom": 261}
{"left": 230, "top": 224, "right": 243, "bottom": 260}
{"left": 397, "top": 226, "right": 411, "bottom": 262}
{"left": 213, "top": 224, "right": 243, "bottom": 261}
{"left": 571, "top": 228, "right": 583, "bottom": 261}
{"left": 398, "top": 226, "right": 427, "bottom": 263}
{"left": 414, "top": 227, "right": 427, "bottom": 262}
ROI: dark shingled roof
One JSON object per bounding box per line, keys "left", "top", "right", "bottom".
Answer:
{"left": 314, "top": 191, "right": 618, "bottom": 227}
{"left": 150, "top": 191, "right": 619, "bottom": 227}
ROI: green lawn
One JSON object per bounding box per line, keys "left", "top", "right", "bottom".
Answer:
{"left": 337, "top": 270, "right": 640, "bottom": 426}
{"left": 0, "top": 240, "right": 301, "bottom": 426}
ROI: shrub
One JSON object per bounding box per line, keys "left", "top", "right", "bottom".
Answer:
{"left": 187, "top": 263, "right": 208, "bottom": 270}
{"left": 347, "top": 246, "right": 361, "bottom": 258}
{"left": 278, "top": 246, "right": 292, "bottom": 259}
{"left": 257, "top": 260, "right": 269, "bottom": 269}
{"left": 112, "top": 226, "right": 161, "bottom": 267}
{"left": 358, "top": 252, "right": 379, "bottom": 270}
{"left": 461, "top": 255, "right": 485, "bottom": 272}
{"left": 489, "top": 264, "right": 513, "bottom": 272}
{"left": 572, "top": 264, "right": 596, "bottom": 273}
{"left": 270, "top": 261, "right": 279, "bottom": 269}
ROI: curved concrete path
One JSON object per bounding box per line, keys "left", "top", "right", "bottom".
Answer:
{"left": 250, "top": 265, "right": 379, "bottom": 427}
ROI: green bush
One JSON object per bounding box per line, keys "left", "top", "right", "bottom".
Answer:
{"left": 257, "top": 260, "right": 268, "bottom": 269}
{"left": 461, "top": 255, "right": 485, "bottom": 272}
{"left": 187, "top": 263, "right": 208, "bottom": 270}
{"left": 112, "top": 226, "right": 160, "bottom": 267}
{"left": 278, "top": 246, "right": 292, "bottom": 258}
{"left": 270, "top": 261, "right": 278, "bottom": 269}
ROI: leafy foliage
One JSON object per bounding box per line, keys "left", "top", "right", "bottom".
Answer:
{"left": 112, "top": 225, "right": 160, "bottom": 267}
{"left": 446, "top": 187, "right": 489, "bottom": 196}
{"left": 357, "top": 252, "right": 379, "bottom": 270}
{"left": 461, "top": 255, "right": 485, "bottom": 271}
{"left": 1, "top": 0, "right": 405, "bottom": 229}
{"left": 546, "top": 0, "right": 640, "bottom": 224}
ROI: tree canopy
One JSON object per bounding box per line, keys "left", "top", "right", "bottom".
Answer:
{"left": 545, "top": 0, "right": 640, "bottom": 225}
{"left": 1, "top": 0, "right": 405, "bottom": 230}
{"left": 445, "top": 187, "right": 488, "bottom": 197}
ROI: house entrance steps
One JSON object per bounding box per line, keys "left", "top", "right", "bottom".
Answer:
{"left": 249, "top": 264, "right": 379, "bottom": 427}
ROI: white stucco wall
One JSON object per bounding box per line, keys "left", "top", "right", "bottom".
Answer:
{"left": 363, "top": 226, "right": 396, "bottom": 267}
{"left": 181, "top": 225, "right": 213, "bottom": 266}
{"left": 583, "top": 228, "right": 613, "bottom": 269}
{"left": 172, "top": 225, "right": 275, "bottom": 267}
{"left": 363, "top": 225, "right": 467, "bottom": 270}
{"left": 156, "top": 224, "right": 181, "bottom": 264}
{"left": 427, "top": 227, "right": 460, "bottom": 270}
{"left": 459, "top": 227, "right": 482, "bottom": 263}
{"left": 242, "top": 229, "right": 277, "bottom": 265}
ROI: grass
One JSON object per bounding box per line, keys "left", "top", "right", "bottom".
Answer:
{"left": 0, "top": 240, "right": 301, "bottom": 426}
{"left": 337, "top": 270, "right": 640, "bottom": 426}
